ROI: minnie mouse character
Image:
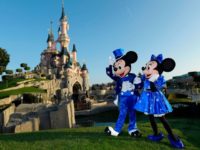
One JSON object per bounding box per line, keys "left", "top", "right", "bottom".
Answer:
{"left": 104, "top": 48, "right": 142, "bottom": 137}
{"left": 134, "top": 54, "right": 184, "bottom": 148}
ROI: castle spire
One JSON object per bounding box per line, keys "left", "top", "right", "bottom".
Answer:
{"left": 72, "top": 44, "right": 77, "bottom": 52}
{"left": 50, "top": 20, "right": 53, "bottom": 33}
{"left": 59, "top": 0, "right": 70, "bottom": 49}
{"left": 81, "top": 63, "right": 88, "bottom": 71}
{"left": 60, "top": 0, "right": 67, "bottom": 21}
{"left": 47, "top": 21, "right": 54, "bottom": 43}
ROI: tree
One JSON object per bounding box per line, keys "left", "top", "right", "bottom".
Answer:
{"left": 16, "top": 68, "right": 22, "bottom": 76}
{"left": 20, "top": 63, "right": 30, "bottom": 74}
{"left": 5, "top": 69, "right": 13, "bottom": 75}
{"left": 20, "top": 63, "right": 27, "bottom": 68}
{"left": 3, "top": 70, "right": 13, "bottom": 88}
{"left": 0, "top": 47, "right": 10, "bottom": 77}
{"left": 20, "top": 63, "right": 27, "bottom": 73}
{"left": 24, "top": 66, "right": 30, "bottom": 72}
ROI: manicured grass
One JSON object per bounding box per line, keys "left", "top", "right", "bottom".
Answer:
{"left": 0, "top": 87, "right": 46, "bottom": 99}
{"left": 0, "top": 78, "right": 26, "bottom": 90}
{"left": 0, "top": 78, "right": 48, "bottom": 90}
{"left": 0, "top": 118, "right": 199, "bottom": 150}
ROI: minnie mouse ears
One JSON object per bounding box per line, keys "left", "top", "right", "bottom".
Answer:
{"left": 161, "top": 58, "right": 176, "bottom": 72}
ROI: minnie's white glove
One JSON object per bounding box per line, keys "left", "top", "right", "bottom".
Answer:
{"left": 134, "top": 77, "right": 141, "bottom": 84}
{"left": 148, "top": 74, "right": 159, "bottom": 82}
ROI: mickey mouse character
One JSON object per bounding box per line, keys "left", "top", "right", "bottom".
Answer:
{"left": 104, "top": 48, "right": 142, "bottom": 137}
{"left": 134, "top": 54, "right": 184, "bottom": 149}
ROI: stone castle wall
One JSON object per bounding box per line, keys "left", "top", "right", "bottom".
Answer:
{"left": 0, "top": 104, "right": 15, "bottom": 132}
{"left": 50, "top": 100, "right": 75, "bottom": 129}
{"left": 0, "top": 101, "right": 75, "bottom": 133}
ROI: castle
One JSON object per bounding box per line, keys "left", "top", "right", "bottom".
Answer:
{"left": 37, "top": 3, "right": 90, "bottom": 103}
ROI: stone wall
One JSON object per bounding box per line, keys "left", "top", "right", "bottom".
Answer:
{"left": 0, "top": 95, "right": 19, "bottom": 107}
{"left": 90, "top": 89, "right": 115, "bottom": 101}
{"left": 37, "top": 105, "right": 57, "bottom": 130}
{"left": 0, "top": 104, "right": 15, "bottom": 127}
{"left": 39, "top": 79, "right": 61, "bottom": 102}
{"left": 50, "top": 100, "right": 75, "bottom": 129}
{"left": 14, "top": 118, "right": 40, "bottom": 133}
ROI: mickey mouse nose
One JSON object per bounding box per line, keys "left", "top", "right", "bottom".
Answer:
{"left": 113, "top": 67, "right": 118, "bottom": 71}
{"left": 142, "top": 67, "right": 145, "bottom": 71}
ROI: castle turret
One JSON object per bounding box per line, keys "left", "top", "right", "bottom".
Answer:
{"left": 64, "top": 59, "right": 72, "bottom": 71}
{"left": 81, "top": 64, "right": 88, "bottom": 72}
{"left": 72, "top": 44, "right": 77, "bottom": 63}
{"left": 81, "top": 63, "right": 89, "bottom": 92}
{"left": 59, "top": 1, "right": 70, "bottom": 49}
{"left": 61, "top": 46, "right": 70, "bottom": 64}
{"left": 47, "top": 21, "right": 54, "bottom": 49}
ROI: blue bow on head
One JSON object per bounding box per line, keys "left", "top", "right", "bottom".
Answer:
{"left": 150, "top": 54, "right": 163, "bottom": 64}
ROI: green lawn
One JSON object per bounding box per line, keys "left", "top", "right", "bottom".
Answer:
{"left": 0, "top": 78, "right": 26, "bottom": 90}
{"left": 0, "top": 87, "right": 46, "bottom": 99}
{"left": 0, "top": 78, "right": 48, "bottom": 91}
{"left": 0, "top": 118, "right": 199, "bottom": 150}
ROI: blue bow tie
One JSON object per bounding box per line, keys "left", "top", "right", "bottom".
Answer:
{"left": 151, "top": 54, "right": 163, "bottom": 64}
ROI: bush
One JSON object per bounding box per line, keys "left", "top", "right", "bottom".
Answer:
{"left": 5, "top": 70, "right": 13, "bottom": 74}
{"left": 176, "top": 93, "right": 188, "bottom": 98}
{"left": 168, "top": 93, "right": 175, "bottom": 99}
{"left": 2, "top": 75, "right": 13, "bottom": 81}
{"left": 23, "top": 94, "right": 38, "bottom": 103}
{"left": 24, "top": 66, "right": 30, "bottom": 71}
{"left": 20, "top": 63, "right": 27, "bottom": 68}
{"left": 41, "top": 74, "right": 46, "bottom": 77}
{"left": 16, "top": 68, "right": 22, "bottom": 73}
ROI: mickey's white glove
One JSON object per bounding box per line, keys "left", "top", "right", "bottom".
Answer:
{"left": 108, "top": 56, "right": 115, "bottom": 66}
{"left": 113, "top": 95, "right": 118, "bottom": 106}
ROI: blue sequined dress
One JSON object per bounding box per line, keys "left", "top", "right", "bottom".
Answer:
{"left": 134, "top": 75, "right": 173, "bottom": 117}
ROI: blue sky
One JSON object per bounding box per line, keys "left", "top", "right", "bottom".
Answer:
{"left": 0, "top": 0, "right": 200, "bottom": 84}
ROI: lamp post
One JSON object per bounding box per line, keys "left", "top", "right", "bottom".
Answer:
{"left": 40, "top": 94, "right": 42, "bottom": 103}
{"left": 37, "top": 95, "right": 39, "bottom": 103}
{"left": 64, "top": 92, "right": 66, "bottom": 101}
{"left": 21, "top": 96, "right": 23, "bottom": 104}
{"left": 53, "top": 94, "right": 57, "bottom": 104}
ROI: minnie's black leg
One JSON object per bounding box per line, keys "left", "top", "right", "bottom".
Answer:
{"left": 149, "top": 115, "right": 158, "bottom": 135}
{"left": 159, "top": 116, "right": 184, "bottom": 148}
{"left": 159, "top": 116, "right": 177, "bottom": 141}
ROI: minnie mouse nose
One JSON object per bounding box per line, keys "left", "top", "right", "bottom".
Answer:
{"left": 142, "top": 67, "right": 145, "bottom": 71}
